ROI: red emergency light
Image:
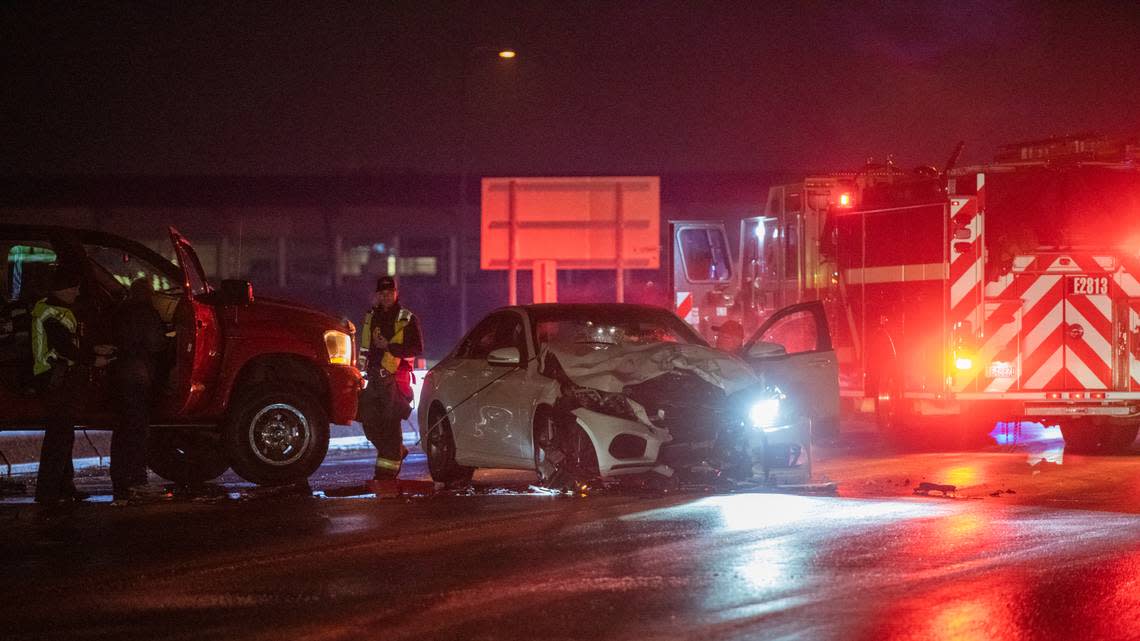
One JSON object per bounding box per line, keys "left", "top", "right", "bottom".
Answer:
{"left": 837, "top": 192, "right": 853, "bottom": 208}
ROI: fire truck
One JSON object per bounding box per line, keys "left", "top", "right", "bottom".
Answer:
{"left": 671, "top": 135, "right": 1140, "bottom": 452}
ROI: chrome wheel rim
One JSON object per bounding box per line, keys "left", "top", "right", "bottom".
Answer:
{"left": 249, "top": 403, "right": 311, "bottom": 466}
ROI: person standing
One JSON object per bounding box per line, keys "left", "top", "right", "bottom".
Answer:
{"left": 30, "top": 263, "right": 111, "bottom": 505}
{"left": 358, "top": 276, "right": 423, "bottom": 482}
{"left": 110, "top": 279, "right": 167, "bottom": 504}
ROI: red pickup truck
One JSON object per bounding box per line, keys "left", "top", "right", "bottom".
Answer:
{"left": 0, "top": 225, "right": 362, "bottom": 486}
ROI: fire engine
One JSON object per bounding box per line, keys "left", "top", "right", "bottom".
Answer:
{"left": 671, "top": 135, "right": 1140, "bottom": 452}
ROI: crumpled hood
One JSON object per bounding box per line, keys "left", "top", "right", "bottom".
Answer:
{"left": 540, "top": 342, "right": 759, "bottom": 396}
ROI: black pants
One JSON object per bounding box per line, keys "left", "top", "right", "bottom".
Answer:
{"left": 111, "top": 360, "right": 152, "bottom": 497}
{"left": 35, "top": 366, "right": 84, "bottom": 503}
{"left": 360, "top": 372, "right": 410, "bottom": 480}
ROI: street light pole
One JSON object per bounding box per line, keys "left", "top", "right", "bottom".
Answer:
{"left": 458, "top": 46, "right": 516, "bottom": 335}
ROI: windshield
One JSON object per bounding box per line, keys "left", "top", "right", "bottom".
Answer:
{"left": 84, "top": 243, "right": 181, "bottom": 295}
{"left": 531, "top": 306, "right": 705, "bottom": 349}
{"left": 679, "top": 227, "right": 733, "bottom": 282}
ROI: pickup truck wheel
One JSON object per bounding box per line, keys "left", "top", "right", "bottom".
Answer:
{"left": 425, "top": 404, "right": 474, "bottom": 486}
{"left": 148, "top": 431, "right": 230, "bottom": 485}
{"left": 224, "top": 383, "right": 329, "bottom": 486}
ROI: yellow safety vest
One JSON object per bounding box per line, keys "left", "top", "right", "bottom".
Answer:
{"left": 362, "top": 307, "right": 413, "bottom": 373}
{"left": 30, "top": 299, "right": 78, "bottom": 376}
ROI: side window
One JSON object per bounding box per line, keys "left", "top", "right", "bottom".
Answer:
{"left": 757, "top": 309, "right": 819, "bottom": 355}
{"left": 457, "top": 313, "right": 525, "bottom": 360}
{"left": 679, "top": 228, "right": 732, "bottom": 282}
{"left": 84, "top": 244, "right": 177, "bottom": 294}
{"left": 457, "top": 313, "right": 526, "bottom": 360}
{"left": 783, "top": 215, "right": 800, "bottom": 284}
{"left": 457, "top": 317, "right": 500, "bottom": 360}
{"left": 172, "top": 241, "right": 209, "bottom": 297}
{"left": 4, "top": 242, "right": 58, "bottom": 304}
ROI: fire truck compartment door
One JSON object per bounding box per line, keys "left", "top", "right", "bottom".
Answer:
{"left": 1128, "top": 299, "right": 1140, "bottom": 392}
{"left": 741, "top": 300, "right": 839, "bottom": 432}
{"left": 1061, "top": 276, "right": 1114, "bottom": 390}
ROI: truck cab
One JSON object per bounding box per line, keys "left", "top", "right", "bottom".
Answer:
{"left": 0, "top": 225, "right": 362, "bottom": 486}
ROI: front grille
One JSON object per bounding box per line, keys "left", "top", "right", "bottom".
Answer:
{"left": 624, "top": 372, "right": 738, "bottom": 443}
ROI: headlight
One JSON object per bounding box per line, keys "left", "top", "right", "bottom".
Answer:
{"left": 748, "top": 398, "right": 782, "bottom": 430}
{"left": 324, "top": 330, "right": 352, "bottom": 365}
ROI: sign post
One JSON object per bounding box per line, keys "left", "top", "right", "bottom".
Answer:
{"left": 532, "top": 259, "right": 558, "bottom": 303}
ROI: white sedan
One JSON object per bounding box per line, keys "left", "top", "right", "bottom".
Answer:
{"left": 417, "top": 303, "right": 838, "bottom": 488}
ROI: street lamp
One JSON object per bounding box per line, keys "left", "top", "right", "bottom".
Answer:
{"left": 458, "top": 47, "right": 516, "bottom": 334}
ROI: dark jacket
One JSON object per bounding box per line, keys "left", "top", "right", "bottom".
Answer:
{"left": 112, "top": 299, "right": 166, "bottom": 383}
{"left": 368, "top": 302, "right": 424, "bottom": 365}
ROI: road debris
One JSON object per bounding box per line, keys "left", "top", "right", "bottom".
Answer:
{"left": 913, "top": 482, "right": 956, "bottom": 497}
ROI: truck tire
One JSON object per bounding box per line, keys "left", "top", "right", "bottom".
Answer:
{"left": 874, "top": 372, "right": 912, "bottom": 443}
{"left": 1059, "top": 419, "right": 1138, "bottom": 455}
{"left": 148, "top": 430, "right": 230, "bottom": 485}
{"left": 1108, "top": 423, "right": 1140, "bottom": 452}
{"left": 223, "top": 383, "right": 329, "bottom": 486}
{"left": 425, "top": 403, "right": 474, "bottom": 486}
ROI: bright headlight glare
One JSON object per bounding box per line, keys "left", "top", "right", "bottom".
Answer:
{"left": 748, "top": 398, "right": 781, "bottom": 429}
{"left": 324, "top": 330, "right": 352, "bottom": 365}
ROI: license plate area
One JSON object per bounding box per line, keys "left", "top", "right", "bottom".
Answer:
{"left": 986, "top": 361, "right": 1016, "bottom": 379}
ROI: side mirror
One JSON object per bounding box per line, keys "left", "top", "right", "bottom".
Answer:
{"left": 219, "top": 279, "right": 254, "bottom": 306}
{"left": 487, "top": 346, "right": 521, "bottom": 367}
{"left": 746, "top": 340, "right": 787, "bottom": 360}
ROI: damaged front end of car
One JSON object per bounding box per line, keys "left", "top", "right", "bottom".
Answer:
{"left": 536, "top": 343, "right": 811, "bottom": 487}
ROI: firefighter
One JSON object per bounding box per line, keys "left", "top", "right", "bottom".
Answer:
{"left": 30, "top": 263, "right": 112, "bottom": 505}
{"left": 358, "top": 276, "right": 423, "bottom": 482}
{"left": 714, "top": 319, "right": 744, "bottom": 354}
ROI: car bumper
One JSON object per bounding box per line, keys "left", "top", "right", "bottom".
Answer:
{"left": 325, "top": 364, "right": 364, "bottom": 425}
{"left": 574, "top": 408, "right": 810, "bottom": 480}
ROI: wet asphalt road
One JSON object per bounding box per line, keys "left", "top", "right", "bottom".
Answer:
{"left": 1, "top": 422, "right": 1139, "bottom": 641}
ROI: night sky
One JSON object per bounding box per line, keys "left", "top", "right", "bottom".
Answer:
{"left": 3, "top": 1, "right": 1138, "bottom": 177}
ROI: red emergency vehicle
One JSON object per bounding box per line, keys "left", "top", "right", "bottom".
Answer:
{"left": 671, "top": 135, "right": 1140, "bottom": 451}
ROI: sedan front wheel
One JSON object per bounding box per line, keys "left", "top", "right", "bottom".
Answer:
{"left": 533, "top": 407, "right": 599, "bottom": 490}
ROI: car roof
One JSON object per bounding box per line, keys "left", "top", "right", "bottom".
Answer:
{"left": 514, "top": 303, "right": 675, "bottom": 314}
{"left": 0, "top": 223, "right": 181, "bottom": 281}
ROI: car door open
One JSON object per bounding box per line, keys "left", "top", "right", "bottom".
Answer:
{"left": 741, "top": 300, "right": 840, "bottom": 435}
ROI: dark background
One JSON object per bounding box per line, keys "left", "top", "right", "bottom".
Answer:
{"left": 4, "top": 1, "right": 1139, "bottom": 178}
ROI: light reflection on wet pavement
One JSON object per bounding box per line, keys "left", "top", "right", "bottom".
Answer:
{"left": 0, "top": 421, "right": 1138, "bottom": 640}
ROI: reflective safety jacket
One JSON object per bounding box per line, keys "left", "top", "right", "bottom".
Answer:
{"left": 361, "top": 305, "right": 421, "bottom": 374}
{"left": 31, "top": 299, "right": 78, "bottom": 376}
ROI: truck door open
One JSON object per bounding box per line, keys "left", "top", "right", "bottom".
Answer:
{"left": 165, "top": 227, "right": 221, "bottom": 417}
{"left": 738, "top": 216, "right": 780, "bottom": 329}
